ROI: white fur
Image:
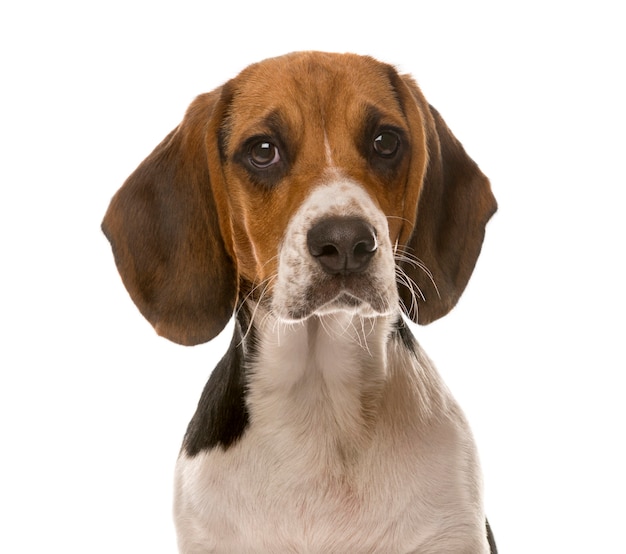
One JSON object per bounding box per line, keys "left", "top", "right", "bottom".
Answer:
{"left": 174, "top": 179, "right": 489, "bottom": 553}
{"left": 271, "top": 177, "right": 398, "bottom": 322}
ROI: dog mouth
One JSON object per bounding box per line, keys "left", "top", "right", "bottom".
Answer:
{"left": 314, "top": 289, "right": 366, "bottom": 312}
{"left": 283, "top": 276, "right": 391, "bottom": 321}
{"left": 332, "top": 292, "right": 363, "bottom": 307}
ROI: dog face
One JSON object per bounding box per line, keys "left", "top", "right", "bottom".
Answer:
{"left": 215, "top": 53, "right": 424, "bottom": 321}
{"left": 102, "top": 52, "right": 496, "bottom": 345}
{"left": 214, "top": 54, "right": 420, "bottom": 282}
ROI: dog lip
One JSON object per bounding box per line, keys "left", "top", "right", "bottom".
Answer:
{"left": 284, "top": 283, "right": 389, "bottom": 321}
{"left": 332, "top": 291, "right": 363, "bottom": 307}
{"left": 311, "top": 274, "right": 370, "bottom": 304}
{"left": 312, "top": 291, "right": 389, "bottom": 319}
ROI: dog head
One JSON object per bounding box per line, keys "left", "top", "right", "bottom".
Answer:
{"left": 102, "top": 52, "right": 496, "bottom": 345}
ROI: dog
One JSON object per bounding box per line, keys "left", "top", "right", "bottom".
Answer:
{"left": 102, "top": 51, "right": 497, "bottom": 553}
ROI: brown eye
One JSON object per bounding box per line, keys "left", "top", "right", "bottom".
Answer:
{"left": 249, "top": 141, "right": 280, "bottom": 168}
{"left": 373, "top": 131, "right": 400, "bottom": 158}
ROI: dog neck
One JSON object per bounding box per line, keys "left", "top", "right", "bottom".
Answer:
{"left": 243, "top": 302, "right": 396, "bottom": 464}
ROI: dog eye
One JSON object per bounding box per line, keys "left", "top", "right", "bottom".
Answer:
{"left": 248, "top": 141, "right": 281, "bottom": 168}
{"left": 373, "top": 131, "right": 400, "bottom": 158}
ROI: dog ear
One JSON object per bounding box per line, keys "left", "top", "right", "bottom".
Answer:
{"left": 102, "top": 90, "right": 237, "bottom": 346}
{"left": 397, "top": 76, "right": 497, "bottom": 324}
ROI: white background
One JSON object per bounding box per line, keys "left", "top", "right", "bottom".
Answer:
{"left": 1, "top": 1, "right": 624, "bottom": 552}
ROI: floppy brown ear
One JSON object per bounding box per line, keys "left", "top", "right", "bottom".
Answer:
{"left": 102, "top": 91, "right": 237, "bottom": 346}
{"left": 398, "top": 78, "right": 497, "bottom": 324}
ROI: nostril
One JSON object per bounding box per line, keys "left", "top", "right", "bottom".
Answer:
{"left": 354, "top": 238, "right": 376, "bottom": 257}
{"left": 320, "top": 244, "right": 340, "bottom": 258}
{"left": 307, "top": 217, "right": 377, "bottom": 276}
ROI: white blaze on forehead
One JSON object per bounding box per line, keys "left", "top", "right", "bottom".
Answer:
{"left": 324, "top": 132, "right": 334, "bottom": 167}
{"left": 292, "top": 178, "right": 382, "bottom": 222}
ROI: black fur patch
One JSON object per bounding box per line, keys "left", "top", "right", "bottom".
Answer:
{"left": 181, "top": 312, "right": 254, "bottom": 456}
{"left": 392, "top": 315, "right": 418, "bottom": 356}
{"left": 486, "top": 519, "right": 498, "bottom": 554}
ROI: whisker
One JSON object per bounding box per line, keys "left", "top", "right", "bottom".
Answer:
{"left": 358, "top": 316, "right": 373, "bottom": 357}
{"left": 340, "top": 313, "right": 356, "bottom": 336}
{"left": 395, "top": 266, "right": 422, "bottom": 301}
{"left": 235, "top": 274, "right": 273, "bottom": 318}
{"left": 342, "top": 316, "right": 365, "bottom": 352}
{"left": 318, "top": 314, "right": 334, "bottom": 342}
{"left": 237, "top": 274, "right": 277, "bottom": 346}
{"left": 235, "top": 253, "right": 282, "bottom": 315}
{"left": 350, "top": 317, "right": 365, "bottom": 351}
{"left": 386, "top": 214, "right": 413, "bottom": 227}
{"left": 393, "top": 249, "right": 440, "bottom": 300}
{"left": 395, "top": 266, "right": 421, "bottom": 320}
{"left": 397, "top": 295, "right": 412, "bottom": 320}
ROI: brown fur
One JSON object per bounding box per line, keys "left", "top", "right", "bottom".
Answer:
{"left": 102, "top": 52, "right": 496, "bottom": 344}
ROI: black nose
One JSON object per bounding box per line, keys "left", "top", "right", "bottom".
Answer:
{"left": 307, "top": 217, "right": 377, "bottom": 275}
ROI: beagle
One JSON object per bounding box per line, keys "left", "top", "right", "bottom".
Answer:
{"left": 103, "top": 52, "right": 497, "bottom": 553}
